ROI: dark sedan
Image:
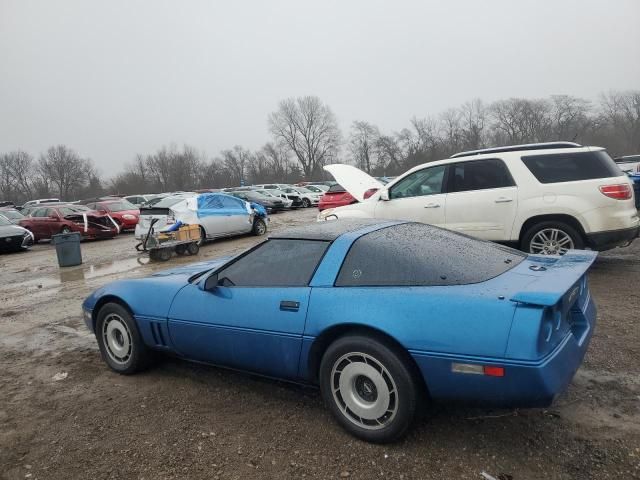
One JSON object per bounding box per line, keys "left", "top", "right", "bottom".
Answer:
{"left": 0, "top": 215, "right": 33, "bottom": 253}
{"left": 227, "top": 190, "right": 286, "bottom": 212}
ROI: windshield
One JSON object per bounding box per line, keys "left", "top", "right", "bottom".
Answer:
{"left": 1, "top": 210, "right": 24, "bottom": 219}
{"left": 59, "top": 206, "right": 90, "bottom": 216}
{"left": 150, "top": 197, "right": 187, "bottom": 208}
{"left": 296, "top": 187, "right": 313, "bottom": 193}
{"left": 0, "top": 215, "right": 11, "bottom": 226}
{"left": 305, "top": 185, "right": 323, "bottom": 192}
{"left": 104, "top": 200, "right": 136, "bottom": 212}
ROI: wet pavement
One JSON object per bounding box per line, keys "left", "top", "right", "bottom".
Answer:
{"left": 1, "top": 208, "right": 639, "bottom": 479}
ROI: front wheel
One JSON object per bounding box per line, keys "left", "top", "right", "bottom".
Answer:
{"left": 319, "top": 335, "right": 419, "bottom": 443}
{"left": 302, "top": 198, "right": 311, "bottom": 208}
{"left": 60, "top": 226, "right": 72, "bottom": 234}
{"left": 95, "top": 302, "right": 153, "bottom": 374}
{"left": 253, "top": 218, "right": 267, "bottom": 236}
{"left": 521, "top": 221, "right": 584, "bottom": 255}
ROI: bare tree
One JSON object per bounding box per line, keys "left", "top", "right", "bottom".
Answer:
{"left": 599, "top": 90, "right": 640, "bottom": 153}
{"left": 38, "top": 145, "right": 94, "bottom": 200}
{"left": 348, "top": 121, "right": 379, "bottom": 173}
{"left": 268, "top": 96, "right": 341, "bottom": 178}
{"left": 221, "top": 145, "right": 253, "bottom": 186}
{"left": 459, "top": 99, "right": 487, "bottom": 150}
{"left": 0, "top": 151, "right": 34, "bottom": 202}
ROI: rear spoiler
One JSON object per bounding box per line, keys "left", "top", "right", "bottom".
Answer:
{"left": 510, "top": 250, "right": 598, "bottom": 307}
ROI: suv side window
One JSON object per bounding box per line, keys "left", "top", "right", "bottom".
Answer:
{"left": 217, "top": 239, "right": 329, "bottom": 287}
{"left": 522, "top": 151, "right": 621, "bottom": 183}
{"left": 449, "top": 159, "right": 515, "bottom": 193}
{"left": 389, "top": 165, "right": 446, "bottom": 199}
{"left": 31, "top": 208, "right": 47, "bottom": 217}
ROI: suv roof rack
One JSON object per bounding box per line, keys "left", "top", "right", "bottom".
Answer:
{"left": 450, "top": 142, "right": 582, "bottom": 159}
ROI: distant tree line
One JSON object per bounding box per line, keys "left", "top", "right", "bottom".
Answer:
{"left": 1, "top": 91, "right": 638, "bottom": 203}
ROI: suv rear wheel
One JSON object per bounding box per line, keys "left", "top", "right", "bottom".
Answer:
{"left": 522, "top": 220, "right": 584, "bottom": 255}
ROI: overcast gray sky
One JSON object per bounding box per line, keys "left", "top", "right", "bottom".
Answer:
{"left": 1, "top": 0, "right": 639, "bottom": 176}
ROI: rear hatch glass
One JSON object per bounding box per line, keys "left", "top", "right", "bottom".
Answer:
{"left": 521, "top": 150, "right": 622, "bottom": 183}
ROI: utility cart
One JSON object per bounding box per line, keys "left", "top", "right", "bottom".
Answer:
{"left": 136, "top": 219, "right": 201, "bottom": 261}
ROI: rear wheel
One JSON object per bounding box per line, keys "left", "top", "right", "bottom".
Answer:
{"left": 197, "top": 226, "right": 207, "bottom": 246}
{"left": 522, "top": 221, "right": 584, "bottom": 255}
{"left": 175, "top": 244, "right": 187, "bottom": 255}
{"left": 253, "top": 218, "right": 267, "bottom": 236}
{"left": 95, "top": 302, "right": 152, "bottom": 374}
{"left": 319, "top": 335, "right": 419, "bottom": 443}
{"left": 60, "top": 226, "right": 72, "bottom": 234}
{"left": 187, "top": 242, "right": 199, "bottom": 255}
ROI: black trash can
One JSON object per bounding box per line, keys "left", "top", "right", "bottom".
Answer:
{"left": 51, "top": 232, "right": 82, "bottom": 267}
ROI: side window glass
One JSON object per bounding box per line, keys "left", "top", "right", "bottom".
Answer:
{"left": 220, "top": 196, "right": 243, "bottom": 209}
{"left": 449, "top": 159, "right": 514, "bottom": 193}
{"left": 389, "top": 165, "right": 446, "bottom": 199}
{"left": 32, "top": 208, "right": 46, "bottom": 217}
{"left": 217, "top": 239, "right": 329, "bottom": 287}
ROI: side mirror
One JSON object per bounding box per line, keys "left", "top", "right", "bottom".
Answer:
{"left": 202, "top": 273, "right": 219, "bottom": 291}
{"left": 380, "top": 190, "right": 390, "bottom": 201}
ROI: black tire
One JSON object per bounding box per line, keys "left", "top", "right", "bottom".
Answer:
{"left": 253, "top": 218, "right": 267, "bottom": 236}
{"left": 521, "top": 220, "right": 584, "bottom": 255}
{"left": 175, "top": 244, "right": 188, "bottom": 255}
{"left": 302, "top": 198, "right": 311, "bottom": 208}
{"left": 187, "top": 242, "right": 199, "bottom": 255}
{"left": 197, "top": 226, "right": 207, "bottom": 246}
{"left": 95, "top": 302, "right": 153, "bottom": 374}
{"left": 319, "top": 334, "right": 419, "bottom": 443}
{"left": 60, "top": 226, "right": 72, "bottom": 234}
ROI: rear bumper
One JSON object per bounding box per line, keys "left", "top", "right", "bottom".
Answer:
{"left": 411, "top": 294, "right": 596, "bottom": 408}
{"left": 586, "top": 226, "right": 639, "bottom": 251}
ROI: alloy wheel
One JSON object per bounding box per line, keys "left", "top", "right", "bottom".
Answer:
{"left": 529, "top": 228, "right": 574, "bottom": 255}
{"left": 330, "top": 352, "right": 398, "bottom": 430}
{"left": 101, "top": 313, "right": 133, "bottom": 366}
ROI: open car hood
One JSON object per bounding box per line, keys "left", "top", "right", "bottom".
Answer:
{"left": 323, "top": 164, "right": 383, "bottom": 202}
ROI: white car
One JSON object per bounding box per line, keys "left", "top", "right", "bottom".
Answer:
{"left": 280, "top": 187, "right": 322, "bottom": 208}
{"left": 253, "top": 189, "right": 293, "bottom": 209}
{"left": 319, "top": 142, "right": 639, "bottom": 254}
{"left": 135, "top": 193, "right": 268, "bottom": 244}
{"left": 304, "top": 184, "right": 329, "bottom": 193}
{"left": 615, "top": 155, "right": 640, "bottom": 174}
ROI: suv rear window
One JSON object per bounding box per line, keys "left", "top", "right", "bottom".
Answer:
{"left": 335, "top": 223, "right": 525, "bottom": 287}
{"left": 521, "top": 151, "right": 621, "bottom": 183}
{"left": 327, "top": 184, "right": 345, "bottom": 193}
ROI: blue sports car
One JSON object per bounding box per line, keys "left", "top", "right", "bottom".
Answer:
{"left": 82, "top": 219, "right": 597, "bottom": 443}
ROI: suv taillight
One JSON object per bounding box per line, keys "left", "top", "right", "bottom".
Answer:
{"left": 599, "top": 184, "right": 632, "bottom": 200}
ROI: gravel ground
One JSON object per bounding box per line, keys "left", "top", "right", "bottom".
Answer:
{"left": 1, "top": 208, "right": 639, "bottom": 480}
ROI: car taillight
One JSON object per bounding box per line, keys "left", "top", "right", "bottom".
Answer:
{"left": 599, "top": 184, "right": 632, "bottom": 200}
{"left": 363, "top": 188, "right": 379, "bottom": 199}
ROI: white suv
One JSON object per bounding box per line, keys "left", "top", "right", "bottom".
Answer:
{"left": 319, "top": 142, "right": 639, "bottom": 254}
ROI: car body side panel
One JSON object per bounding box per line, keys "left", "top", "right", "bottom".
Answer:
{"left": 168, "top": 285, "right": 310, "bottom": 379}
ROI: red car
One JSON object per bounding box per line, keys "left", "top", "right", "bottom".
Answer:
{"left": 19, "top": 205, "right": 118, "bottom": 242}
{"left": 318, "top": 184, "right": 378, "bottom": 211}
{"left": 85, "top": 199, "right": 140, "bottom": 231}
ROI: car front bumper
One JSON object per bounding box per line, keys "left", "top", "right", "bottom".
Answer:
{"left": 411, "top": 294, "right": 596, "bottom": 408}
{"left": 586, "top": 225, "right": 639, "bottom": 251}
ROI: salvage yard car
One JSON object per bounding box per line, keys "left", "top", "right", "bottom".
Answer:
{"left": 83, "top": 219, "right": 597, "bottom": 443}
{"left": 320, "top": 142, "right": 640, "bottom": 254}
{"left": 0, "top": 214, "right": 33, "bottom": 252}
{"left": 19, "top": 204, "right": 119, "bottom": 242}
{"left": 84, "top": 199, "right": 140, "bottom": 231}
{"left": 135, "top": 192, "right": 268, "bottom": 244}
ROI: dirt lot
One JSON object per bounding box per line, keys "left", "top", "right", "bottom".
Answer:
{"left": 1, "top": 208, "right": 639, "bottom": 480}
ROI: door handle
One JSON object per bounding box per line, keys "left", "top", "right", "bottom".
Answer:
{"left": 494, "top": 197, "right": 513, "bottom": 203}
{"left": 280, "top": 300, "right": 300, "bottom": 312}
{"left": 423, "top": 203, "right": 440, "bottom": 209}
